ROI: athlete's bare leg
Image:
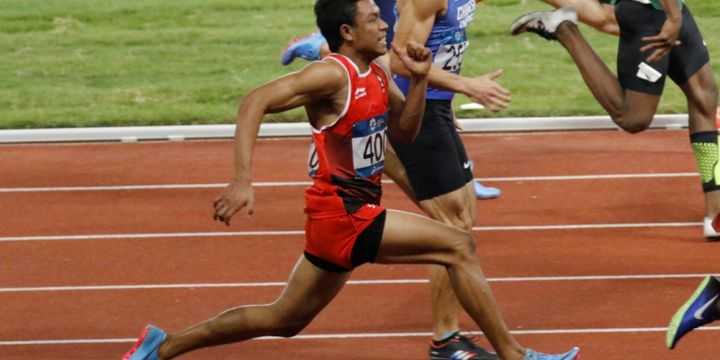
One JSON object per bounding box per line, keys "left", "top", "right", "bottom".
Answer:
{"left": 376, "top": 209, "right": 526, "bottom": 360}
{"left": 131, "top": 206, "right": 578, "bottom": 360}
{"left": 384, "top": 144, "right": 479, "bottom": 339}
{"left": 417, "top": 182, "right": 477, "bottom": 339}
{"left": 554, "top": 21, "right": 662, "bottom": 133}
{"left": 542, "top": 0, "right": 619, "bottom": 35}
{"left": 155, "top": 257, "right": 350, "bottom": 359}
{"left": 679, "top": 63, "right": 720, "bottom": 217}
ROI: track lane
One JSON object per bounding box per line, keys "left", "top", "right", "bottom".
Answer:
{"left": 0, "top": 176, "right": 707, "bottom": 236}
{"left": 1, "top": 228, "right": 717, "bottom": 287}
{"left": 0, "top": 280, "right": 710, "bottom": 340}
{"left": 3, "top": 129, "right": 717, "bottom": 360}
{"left": 0, "top": 130, "right": 697, "bottom": 188}
{"left": 4, "top": 331, "right": 717, "bottom": 360}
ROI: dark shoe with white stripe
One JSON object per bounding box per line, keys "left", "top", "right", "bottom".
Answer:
{"left": 429, "top": 334, "right": 498, "bottom": 360}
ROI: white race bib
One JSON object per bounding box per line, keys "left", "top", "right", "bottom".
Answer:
{"left": 351, "top": 115, "right": 387, "bottom": 177}
{"left": 434, "top": 40, "right": 468, "bottom": 74}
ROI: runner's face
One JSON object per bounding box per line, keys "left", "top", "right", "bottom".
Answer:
{"left": 351, "top": 0, "right": 389, "bottom": 56}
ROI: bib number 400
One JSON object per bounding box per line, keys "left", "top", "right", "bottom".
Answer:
{"left": 352, "top": 129, "right": 386, "bottom": 177}
{"left": 363, "top": 132, "right": 385, "bottom": 164}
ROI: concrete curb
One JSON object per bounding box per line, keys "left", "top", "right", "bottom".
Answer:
{"left": 0, "top": 114, "right": 688, "bottom": 143}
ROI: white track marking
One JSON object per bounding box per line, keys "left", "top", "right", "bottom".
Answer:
{"left": 0, "top": 172, "right": 699, "bottom": 193}
{"left": 0, "top": 231, "right": 305, "bottom": 242}
{"left": 0, "top": 221, "right": 701, "bottom": 242}
{"left": 1, "top": 274, "right": 716, "bottom": 293}
{"left": 2, "top": 326, "right": 719, "bottom": 346}
{"left": 476, "top": 172, "right": 697, "bottom": 182}
{"left": 472, "top": 222, "right": 700, "bottom": 231}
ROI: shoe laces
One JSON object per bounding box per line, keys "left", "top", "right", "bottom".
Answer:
{"left": 529, "top": 21, "right": 555, "bottom": 40}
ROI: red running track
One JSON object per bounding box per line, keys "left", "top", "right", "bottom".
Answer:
{"left": 1, "top": 129, "right": 718, "bottom": 359}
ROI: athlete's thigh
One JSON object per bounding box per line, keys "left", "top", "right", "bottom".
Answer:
{"left": 667, "top": 4, "right": 710, "bottom": 90}
{"left": 273, "top": 255, "right": 350, "bottom": 321}
{"left": 623, "top": 89, "right": 662, "bottom": 128}
{"left": 418, "top": 181, "right": 476, "bottom": 230}
{"left": 375, "top": 209, "right": 472, "bottom": 266}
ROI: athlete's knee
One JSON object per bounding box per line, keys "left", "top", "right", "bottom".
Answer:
{"left": 251, "top": 303, "right": 313, "bottom": 338}
{"left": 448, "top": 230, "right": 477, "bottom": 264}
{"left": 272, "top": 322, "right": 309, "bottom": 338}
{"left": 613, "top": 114, "right": 651, "bottom": 134}
{"left": 268, "top": 313, "right": 312, "bottom": 338}
{"left": 446, "top": 211, "right": 473, "bottom": 232}
{"left": 436, "top": 196, "right": 474, "bottom": 231}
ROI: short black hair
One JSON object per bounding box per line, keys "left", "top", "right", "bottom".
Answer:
{"left": 314, "top": 0, "right": 360, "bottom": 53}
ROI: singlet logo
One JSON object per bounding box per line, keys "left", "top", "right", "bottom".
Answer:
{"left": 355, "top": 87, "right": 368, "bottom": 100}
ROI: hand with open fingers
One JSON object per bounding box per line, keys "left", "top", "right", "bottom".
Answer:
{"left": 213, "top": 181, "right": 255, "bottom": 226}
{"left": 462, "top": 69, "right": 511, "bottom": 112}
{"left": 641, "top": 17, "right": 682, "bottom": 63}
{"left": 392, "top": 41, "right": 432, "bottom": 78}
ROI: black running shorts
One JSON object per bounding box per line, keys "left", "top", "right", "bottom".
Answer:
{"left": 615, "top": 0, "right": 709, "bottom": 95}
{"left": 390, "top": 100, "right": 474, "bottom": 201}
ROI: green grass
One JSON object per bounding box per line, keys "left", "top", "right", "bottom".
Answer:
{"left": 0, "top": 0, "right": 718, "bottom": 128}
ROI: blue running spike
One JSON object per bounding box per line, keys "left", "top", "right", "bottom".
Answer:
{"left": 122, "top": 325, "right": 167, "bottom": 360}
{"left": 281, "top": 32, "right": 326, "bottom": 66}
{"left": 523, "top": 347, "right": 580, "bottom": 360}
{"left": 474, "top": 181, "right": 501, "bottom": 200}
{"left": 666, "top": 276, "right": 720, "bottom": 349}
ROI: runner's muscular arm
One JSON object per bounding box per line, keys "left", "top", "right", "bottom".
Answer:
{"left": 390, "top": 0, "right": 511, "bottom": 111}
{"left": 375, "top": 54, "right": 419, "bottom": 203}
{"left": 383, "top": 43, "right": 431, "bottom": 144}
{"left": 390, "top": 0, "right": 460, "bottom": 93}
{"left": 213, "top": 62, "right": 344, "bottom": 225}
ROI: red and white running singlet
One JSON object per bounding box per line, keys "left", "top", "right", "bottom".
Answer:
{"left": 305, "top": 54, "right": 390, "bottom": 217}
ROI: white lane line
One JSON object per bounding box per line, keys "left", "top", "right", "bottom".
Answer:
{"left": 477, "top": 172, "right": 697, "bottom": 182}
{"left": 1, "top": 274, "right": 716, "bottom": 293}
{"left": 0, "top": 221, "right": 701, "bottom": 242}
{"left": 472, "top": 222, "right": 701, "bottom": 231}
{"left": 3, "top": 326, "right": 719, "bottom": 346}
{"left": 0, "top": 231, "right": 305, "bottom": 242}
{"left": 0, "top": 172, "right": 699, "bottom": 193}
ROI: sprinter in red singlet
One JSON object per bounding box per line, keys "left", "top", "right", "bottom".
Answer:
{"left": 123, "top": 1, "right": 578, "bottom": 359}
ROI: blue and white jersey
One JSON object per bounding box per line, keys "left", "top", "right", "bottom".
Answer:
{"left": 394, "top": 0, "right": 476, "bottom": 100}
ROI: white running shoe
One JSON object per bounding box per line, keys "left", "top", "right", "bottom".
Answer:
{"left": 703, "top": 216, "right": 720, "bottom": 241}
{"left": 510, "top": 7, "right": 578, "bottom": 40}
